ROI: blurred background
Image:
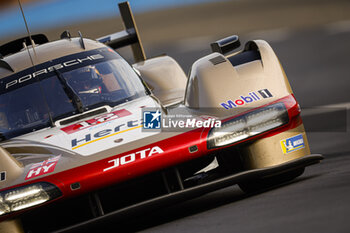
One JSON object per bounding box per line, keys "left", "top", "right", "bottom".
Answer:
{"left": 1, "top": 0, "right": 350, "bottom": 56}
{"left": 1, "top": 0, "right": 350, "bottom": 69}
{"left": 1, "top": 1, "right": 350, "bottom": 232}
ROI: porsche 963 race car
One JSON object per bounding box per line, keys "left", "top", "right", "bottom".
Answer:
{"left": 0, "top": 2, "right": 323, "bottom": 232}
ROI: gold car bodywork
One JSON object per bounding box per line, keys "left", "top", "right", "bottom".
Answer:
{"left": 135, "top": 39, "right": 310, "bottom": 169}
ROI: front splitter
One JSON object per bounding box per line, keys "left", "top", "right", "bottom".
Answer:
{"left": 54, "top": 154, "right": 323, "bottom": 233}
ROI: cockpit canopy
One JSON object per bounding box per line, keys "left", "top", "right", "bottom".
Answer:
{"left": 0, "top": 48, "right": 147, "bottom": 140}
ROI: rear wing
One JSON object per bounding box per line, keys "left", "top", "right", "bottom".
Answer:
{"left": 97, "top": 1, "right": 146, "bottom": 63}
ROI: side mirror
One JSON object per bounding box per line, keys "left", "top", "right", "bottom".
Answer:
{"left": 210, "top": 35, "right": 241, "bottom": 54}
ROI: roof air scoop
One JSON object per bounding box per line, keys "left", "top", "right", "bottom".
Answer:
{"left": 0, "top": 34, "right": 49, "bottom": 57}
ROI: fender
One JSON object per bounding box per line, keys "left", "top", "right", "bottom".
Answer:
{"left": 133, "top": 56, "right": 187, "bottom": 106}
{"left": 185, "top": 39, "right": 293, "bottom": 115}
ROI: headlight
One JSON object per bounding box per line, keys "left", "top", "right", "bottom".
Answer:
{"left": 207, "top": 103, "right": 289, "bottom": 148}
{"left": 0, "top": 182, "right": 61, "bottom": 216}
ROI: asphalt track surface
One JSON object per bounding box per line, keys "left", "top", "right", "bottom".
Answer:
{"left": 114, "top": 11, "right": 350, "bottom": 233}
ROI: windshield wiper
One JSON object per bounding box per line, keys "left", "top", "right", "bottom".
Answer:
{"left": 54, "top": 69, "right": 84, "bottom": 113}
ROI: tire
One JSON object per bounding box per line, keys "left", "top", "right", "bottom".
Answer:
{"left": 238, "top": 168, "right": 305, "bottom": 193}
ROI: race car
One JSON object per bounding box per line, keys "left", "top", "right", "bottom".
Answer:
{"left": 0, "top": 2, "right": 323, "bottom": 232}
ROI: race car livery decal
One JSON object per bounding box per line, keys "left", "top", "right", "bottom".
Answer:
{"left": 17, "top": 97, "right": 161, "bottom": 156}
{"left": 25, "top": 155, "right": 61, "bottom": 180}
{"left": 1, "top": 47, "right": 125, "bottom": 93}
{"left": 0, "top": 171, "right": 5, "bottom": 182}
{"left": 220, "top": 89, "right": 273, "bottom": 109}
{"left": 280, "top": 134, "right": 305, "bottom": 154}
{"left": 62, "top": 109, "right": 132, "bottom": 134}
{"left": 103, "top": 146, "right": 164, "bottom": 172}
{"left": 5, "top": 54, "right": 104, "bottom": 90}
{"left": 71, "top": 119, "right": 142, "bottom": 149}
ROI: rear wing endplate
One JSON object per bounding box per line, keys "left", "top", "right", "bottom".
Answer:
{"left": 97, "top": 1, "right": 146, "bottom": 63}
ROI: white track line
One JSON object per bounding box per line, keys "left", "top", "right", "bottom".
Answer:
{"left": 246, "top": 28, "right": 292, "bottom": 43}
{"left": 176, "top": 36, "right": 215, "bottom": 53}
{"left": 301, "top": 102, "right": 350, "bottom": 116}
{"left": 175, "top": 28, "right": 292, "bottom": 53}
{"left": 325, "top": 20, "right": 350, "bottom": 35}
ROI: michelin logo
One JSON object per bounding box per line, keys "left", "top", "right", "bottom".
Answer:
{"left": 281, "top": 134, "right": 305, "bottom": 154}
{"left": 143, "top": 110, "right": 161, "bottom": 129}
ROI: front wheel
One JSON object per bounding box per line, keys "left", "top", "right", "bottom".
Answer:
{"left": 238, "top": 168, "right": 305, "bottom": 193}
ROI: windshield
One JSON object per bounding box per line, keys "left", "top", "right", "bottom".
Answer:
{"left": 0, "top": 48, "right": 147, "bottom": 140}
